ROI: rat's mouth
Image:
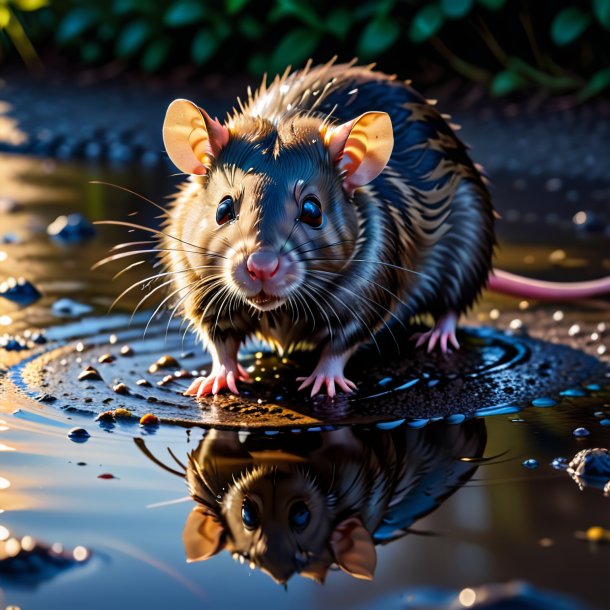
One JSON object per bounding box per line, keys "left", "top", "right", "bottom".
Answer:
{"left": 247, "top": 291, "right": 284, "bottom": 311}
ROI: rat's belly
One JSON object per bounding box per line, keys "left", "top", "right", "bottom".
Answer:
{"left": 252, "top": 312, "right": 328, "bottom": 355}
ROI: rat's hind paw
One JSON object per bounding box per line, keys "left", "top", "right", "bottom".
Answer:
{"left": 411, "top": 312, "right": 460, "bottom": 354}
{"left": 297, "top": 373, "right": 357, "bottom": 398}
{"left": 184, "top": 366, "right": 241, "bottom": 397}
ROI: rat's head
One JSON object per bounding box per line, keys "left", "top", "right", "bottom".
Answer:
{"left": 163, "top": 100, "right": 393, "bottom": 312}
{"left": 183, "top": 463, "right": 376, "bottom": 584}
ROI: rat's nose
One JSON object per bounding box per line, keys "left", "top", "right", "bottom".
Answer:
{"left": 247, "top": 250, "right": 280, "bottom": 281}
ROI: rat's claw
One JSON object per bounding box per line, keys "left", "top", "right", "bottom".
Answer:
{"left": 297, "top": 373, "right": 356, "bottom": 398}
{"left": 412, "top": 312, "right": 460, "bottom": 354}
{"left": 184, "top": 365, "right": 240, "bottom": 398}
{"left": 237, "top": 363, "right": 251, "bottom": 381}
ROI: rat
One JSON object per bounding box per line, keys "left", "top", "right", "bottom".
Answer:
{"left": 159, "top": 59, "right": 610, "bottom": 399}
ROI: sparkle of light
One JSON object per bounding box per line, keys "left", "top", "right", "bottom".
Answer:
{"left": 73, "top": 545, "right": 89, "bottom": 561}
{"left": 489, "top": 308, "right": 500, "bottom": 320}
{"left": 0, "top": 477, "right": 11, "bottom": 489}
{"left": 5, "top": 537, "right": 21, "bottom": 557}
{"left": 553, "top": 310, "right": 564, "bottom": 321}
{"left": 572, "top": 211, "right": 587, "bottom": 225}
{"left": 21, "top": 535, "right": 35, "bottom": 551}
{"left": 0, "top": 525, "right": 10, "bottom": 540}
{"left": 0, "top": 315, "right": 12, "bottom": 325}
{"left": 459, "top": 588, "right": 477, "bottom": 607}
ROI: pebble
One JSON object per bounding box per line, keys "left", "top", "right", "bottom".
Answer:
{"left": 47, "top": 213, "right": 96, "bottom": 243}
{"left": 0, "top": 277, "right": 42, "bottom": 306}
{"left": 52, "top": 298, "right": 93, "bottom": 317}
{"left": 113, "top": 408, "right": 133, "bottom": 418}
{"left": 98, "top": 353, "right": 115, "bottom": 364}
{"left": 522, "top": 459, "right": 539, "bottom": 469}
{"left": 139, "top": 413, "right": 159, "bottom": 426}
{"left": 113, "top": 383, "right": 129, "bottom": 395}
{"left": 97, "top": 473, "right": 117, "bottom": 480}
{"left": 148, "top": 355, "right": 180, "bottom": 373}
{"left": 551, "top": 457, "right": 568, "bottom": 470}
{"left": 157, "top": 375, "right": 174, "bottom": 386}
{"left": 68, "top": 427, "right": 90, "bottom": 442}
{"left": 78, "top": 366, "right": 101, "bottom": 381}
{"left": 568, "top": 448, "right": 610, "bottom": 479}
{"left": 136, "top": 379, "right": 151, "bottom": 387}
{"left": 119, "top": 345, "right": 134, "bottom": 356}
{"left": 95, "top": 411, "right": 115, "bottom": 423}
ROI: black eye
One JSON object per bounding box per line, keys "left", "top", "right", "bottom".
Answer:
{"left": 289, "top": 501, "right": 310, "bottom": 531}
{"left": 241, "top": 498, "right": 258, "bottom": 530}
{"left": 216, "top": 196, "right": 235, "bottom": 226}
{"left": 298, "top": 196, "right": 323, "bottom": 228}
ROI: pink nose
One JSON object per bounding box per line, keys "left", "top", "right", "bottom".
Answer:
{"left": 247, "top": 250, "right": 280, "bottom": 281}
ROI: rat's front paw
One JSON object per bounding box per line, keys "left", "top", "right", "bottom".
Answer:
{"left": 297, "top": 373, "right": 357, "bottom": 398}
{"left": 411, "top": 312, "right": 460, "bottom": 354}
{"left": 184, "top": 365, "right": 246, "bottom": 397}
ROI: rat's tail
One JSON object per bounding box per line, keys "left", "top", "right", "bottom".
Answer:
{"left": 488, "top": 269, "right": 610, "bottom": 300}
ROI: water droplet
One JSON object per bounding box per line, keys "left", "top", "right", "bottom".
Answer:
{"left": 68, "top": 427, "right": 90, "bottom": 442}
{"left": 522, "top": 459, "right": 539, "bottom": 469}
{"left": 376, "top": 419, "right": 405, "bottom": 430}
{"left": 599, "top": 419, "right": 610, "bottom": 427}
{"left": 573, "top": 427, "right": 590, "bottom": 438}
{"left": 532, "top": 397, "right": 556, "bottom": 407}
{"left": 445, "top": 414, "right": 466, "bottom": 424}
{"left": 551, "top": 457, "right": 568, "bottom": 470}
{"left": 560, "top": 388, "right": 587, "bottom": 397}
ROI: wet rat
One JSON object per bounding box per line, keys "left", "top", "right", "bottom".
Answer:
{"left": 160, "top": 59, "right": 610, "bottom": 398}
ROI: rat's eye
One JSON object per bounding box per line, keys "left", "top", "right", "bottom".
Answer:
{"left": 289, "top": 501, "right": 310, "bottom": 531}
{"left": 241, "top": 498, "right": 259, "bottom": 530}
{"left": 216, "top": 196, "right": 235, "bottom": 226}
{"left": 299, "top": 196, "right": 323, "bottom": 228}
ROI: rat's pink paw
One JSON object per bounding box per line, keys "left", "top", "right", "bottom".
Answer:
{"left": 184, "top": 366, "right": 240, "bottom": 397}
{"left": 297, "top": 373, "right": 357, "bottom": 398}
{"left": 411, "top": 312, "right": 460, "bottom": 354}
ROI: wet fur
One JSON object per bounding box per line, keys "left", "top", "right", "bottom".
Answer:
{"left": 162, "top": 59, "right": 495, "bottom": 357}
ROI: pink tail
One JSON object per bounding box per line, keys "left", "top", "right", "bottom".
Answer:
{"left": 488, "top": 269, "right": 610, "bottom": 300}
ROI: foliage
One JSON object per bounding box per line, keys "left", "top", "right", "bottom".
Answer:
{"left": 0, "top": 0, "right": 48, "bottom": 68}
{"left": 2, "top": 0, "right": 610, "bottom": 100}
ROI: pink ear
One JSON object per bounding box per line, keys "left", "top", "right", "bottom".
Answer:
{"left": 329, "top": 516, "right": 376, "bottom": 580}
{"left": 182, "top": 506, "right": 225, "bottom": 563}
{"left": 163, "top": 99, "right": 230, "bottom": 175}
{"left": 324, "top": 112, "right": 393, "bottom": 195}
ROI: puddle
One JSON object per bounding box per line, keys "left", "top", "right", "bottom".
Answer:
{"left": 0, "top": 152, "right": 608, "bottom": 609}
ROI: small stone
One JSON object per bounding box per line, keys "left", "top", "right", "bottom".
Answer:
{"left": 0, "top": 277, "right": 42, "bottom": 307}
{"left": 551, "top": 457, "right": 568, "bottom": 470}
{"left": 113, "top": 408, "right": 132, "bottom": 418}
{"left": 157, "top": 374, "right": 174, "bottom": 386}
{"left": 136, "top": 379, "right": 151, "bottom": 387}
{"left": 97, "top": 473, "right": 117, "bottom": 480}
{"left": 148, "top": 355, "right": 180, "bottom": 373}
{"left": 119, "top": 345, "right": 134, "bottom": 356}
{"left": 47, "top": 213, "right": 96, "bottom": 243}
{"left": 68, "top": 427, "right": 90, "bottom": 442}
{"left": 98, "top": 354, "right": 115, "bottom": 364}
{"left": 95, "top": 411, "right": 115, "bottom": 423}
{"left": 78, "top": 366, "right": 101, "bottom": 381}
{"left": 522, "top": 459, "right": 539, "bottom": 469}
{"left": 52, "top": 298, "right": 93, "bottom": 317}
{"left": 113, "top": 383, "right": 129, "bottom": 395}
{"left": 174, "top": 369, "right": 193, "bottom": 379}
{"left": 139, "top": 413, "right": 159, "bottom": 426}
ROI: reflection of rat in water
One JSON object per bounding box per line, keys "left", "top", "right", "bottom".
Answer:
{"left": 160, "top": 59, "right": 610, "bottom": 398}
{"left": 137, "top": 420, "right": 486, "bottom": 584}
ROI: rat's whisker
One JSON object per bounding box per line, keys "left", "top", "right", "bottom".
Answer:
{"left": 306, "top": 257, "right": 428, "bottom": 277}
{"left": 89, "top": 181, "right": 169, "bottom": 217}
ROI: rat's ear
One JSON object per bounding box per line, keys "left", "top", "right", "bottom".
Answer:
{"left": 300, "top": 560, "right": 331, "bottom": 584}
{"left": 324, "top": 112, "right": 393, "bottom": 195}
{"left": 182, "top": 506, "right": 225, "bottom": 562}
{"left": 163, "top": 99, "right": 230, "bottom": 175}
{"left": 329, "top": 516, "right": 376, "bottom": 580}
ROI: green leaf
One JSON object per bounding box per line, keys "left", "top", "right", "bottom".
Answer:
{"left": 164, "top": 1, "right": 205, "bottom": 27}
{"left": 409, "top": 4, "right": 444, "bottom": 43}
{"left": 239, "top": 15, "right": 263, "bottom": 40}
{"left": 247, "top": 52, "right": 267, "bottom": 75}
{"left": 477, "top": 0, "right": 505, "bottom": 10}
{"left": 551, "top": 8, "right": 591, "bottom": 46}
{"left": 141, "top": 37, "right": 171, "bottom": 72}
{"left": 442, "top": 0, "right": 473, "bottom": 19}
{"left": 325, "top": 8, "right": 352, "bottom": 40}
{"left": 81, "top": 42, "right": 102, "bottom": 64}
{"left": 191, "top": 29, "right": 218, "bottom": 65}
{"left": 358, "top": 17, "right": 400, "bottom": 58}
{"left": 578, "top": 68, "right": 610, "bottom": 101}
{"left": 269, "top": 28, "right": 320, "bottom": 74}
{"left": 56, "top": 7, "right": 100, "bottom": 43}
{"left": 593, "top": 0, "right": 610, "bottom": 29}
{"left": 270, "top": 0, "right": 319, "bottom": 28}
{"left": 115, "top": 20, "right": 150, "bottom": 58}
{"left": 13, "top": 0, "right": 48, "bottom": 12}
{"left": 0, "top": 7, "right": 10, "bottom": 29}
{"left": 225, "top": 0, "right": 249, "bottom": 15}
{"left": 490, "top": 69, "right": 526, "bottom": 96}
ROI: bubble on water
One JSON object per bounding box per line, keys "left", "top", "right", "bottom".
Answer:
{"left": 68, "top": 427, "right": 90, "bottom": 442}
{"left": 572, "top": 427, "right": 590, "bottom": 438}
{"left": 522, "top": 459, "right": 539, "bottom": 469}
